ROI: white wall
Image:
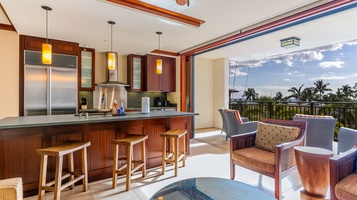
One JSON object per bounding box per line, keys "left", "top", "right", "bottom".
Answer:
{"left": 194, "top": 58, "right": 214, "bottom": 129}
{"left": 0, "top": 30, "right": 19, "bottom": 119}
{"left": 212, "top": 58, "right": 229, "bottom": 129}
{"left": 194, "top": 57, "right": 228, "bottom": 129}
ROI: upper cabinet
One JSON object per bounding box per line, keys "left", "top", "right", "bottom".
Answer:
{"left": 146, "top": 54, "right": 176, "bottom": 92}
{"left": 78, "top": 47, "right": 95, "bottom": 90}
{"left": 127, "top": 54, "right": 144, "bottom": 92}
{"left": 22, "top": 35, "right": 79, "bottom": 56}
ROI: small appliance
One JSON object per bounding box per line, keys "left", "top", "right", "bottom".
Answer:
{"left": 154, "top": 97, "right": 164, "bottom": 107}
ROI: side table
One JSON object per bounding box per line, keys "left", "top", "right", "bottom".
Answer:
{"left": 294, "top": 146, "right": 334, "bottom": 200}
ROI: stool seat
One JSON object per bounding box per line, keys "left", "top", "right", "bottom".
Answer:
{"left": 112, "top": 134, "right": 148, "bottom": 146}
{"left": 0, "top": 177, "right": 23, "bottom": 200}
{"left": 36, "top": 141, "right": 90, "bottom": 200}
{"left": 160, "top": 129, "right": 187, "bottom": 138}
{"left": 112, "top": 134, "right": 148, "bottom": 191}
{"left": 160, "top": 129, "right": 187, "bottom": 177}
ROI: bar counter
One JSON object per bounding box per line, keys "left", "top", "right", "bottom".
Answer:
{"left": 0, "top": 111, "right": 197, "bottom": 196}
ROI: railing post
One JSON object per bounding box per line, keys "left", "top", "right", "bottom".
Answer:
{"left": 310, "top": 102, "right": 314, "bottom": 115}
{"left": 269, "top": 102, "right": 273, "bottom": 119}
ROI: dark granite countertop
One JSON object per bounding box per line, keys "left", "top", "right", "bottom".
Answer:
{"left": 0, "top": 111, "right": 198, "bottom": 129}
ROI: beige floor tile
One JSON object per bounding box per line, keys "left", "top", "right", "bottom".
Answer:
{"left": 25, "top": 128, "right": 306, "bottom": 200}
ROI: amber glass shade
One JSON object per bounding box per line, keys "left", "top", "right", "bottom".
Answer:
{"left": 42, "top": 43, "right": 52, "bottom": 64}
{"left": 156, "top": 59, "right": 162, "bottom": 74}
{"left": 108, "top": 52, "right": 116, "bottom": 70}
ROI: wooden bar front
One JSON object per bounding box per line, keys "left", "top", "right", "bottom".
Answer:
{"left": 0, "top": 116, "right": 192, "bottom": 197}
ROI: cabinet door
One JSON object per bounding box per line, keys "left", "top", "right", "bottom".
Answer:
{"left": 78, "top": 47, "right": 95, "bottom": 91}
{"left": 145, "top": 54, "right": 176, "bottom": 92}
{"left": 127, "top": 54, "right": 144, "bottom": 92}
{"left": 146, "top": 55, "right": 162, "bottom": 91}
{"left": 161, "top": 57, "right": 176, "bottom": 92}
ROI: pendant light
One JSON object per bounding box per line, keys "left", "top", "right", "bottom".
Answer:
{"left": 156, "top": 31, "right": 162, "bottom": 74}
{"left": 42, "top": 6, "right": 52, "bottom": 65}
{"left": 108, "top": 21, "right": 116, "bottom": 70}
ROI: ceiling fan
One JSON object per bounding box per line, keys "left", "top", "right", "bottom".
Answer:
{"left": 176, "top": 0, "right": 189, "bottom": 6}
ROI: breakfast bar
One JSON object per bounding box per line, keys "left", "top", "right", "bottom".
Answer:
{"left": 0, "top": 111, "right": 197, "bottom": 196}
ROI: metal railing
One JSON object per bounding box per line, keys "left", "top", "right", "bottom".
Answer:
{"left": 229, "top": 101, "right": 357, "bottom": 140}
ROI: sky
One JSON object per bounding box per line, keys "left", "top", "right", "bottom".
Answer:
{"left": 229, "top": 39, "right": 357, "bottom": 99}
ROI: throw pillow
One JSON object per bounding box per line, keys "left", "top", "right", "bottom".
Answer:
{"left": 294, "top": 114, "right": 333, "bottom": 119}
{"left": 254, "top": 122, "right": 300, "bottom": 152}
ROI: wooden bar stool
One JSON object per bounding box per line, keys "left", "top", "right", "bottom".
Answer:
{"left": 112, "top": 134, "right": 148, "bottom": 191}
{"left": 36, "top": 141, "right": 91, "bottom": 200}
{"left": 160, "top": 129, "right": 187, "bottom": 176}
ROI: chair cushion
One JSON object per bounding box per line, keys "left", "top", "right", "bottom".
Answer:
{"left": 225, "top": 109, "right": 243, "bottom": 124}
{"left": 294, "top": 114, "right": 333, "bottom": 119}
{"left": 335, "top": 173, "right": 357, "bottom": 199}
{"left": 232, "top": 147, "right": 275, "bottom": 173}
{"left": 254, "top": 122, "right": 300, "bottom": 152}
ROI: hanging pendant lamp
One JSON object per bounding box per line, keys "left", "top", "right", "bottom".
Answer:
{"left": 108, "top": 21, "right": 116, "bottom": 70}
{"left": 42, "top": 6, "right": 52, "bottom": 65}
{"left": 156, "top": 31, "right": 162, "bottom": 75}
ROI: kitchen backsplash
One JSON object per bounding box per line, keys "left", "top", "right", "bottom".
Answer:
{"left": 127, "top": 92, "right": 167, "bottom": 108}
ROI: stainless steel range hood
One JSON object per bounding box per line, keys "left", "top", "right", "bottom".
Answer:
{"left": 97, "top": 52, "right": 130, "bottom": 87}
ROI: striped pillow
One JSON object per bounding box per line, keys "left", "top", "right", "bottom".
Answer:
{"left": 294, "top": 114, "right": 333, "bottom": 119}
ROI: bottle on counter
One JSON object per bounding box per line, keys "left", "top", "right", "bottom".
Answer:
{"left": 119, "top": 102, "right": 125, "bottom": 114}
{"left": 112, "top": 100, "right": 118, "bottom": 116}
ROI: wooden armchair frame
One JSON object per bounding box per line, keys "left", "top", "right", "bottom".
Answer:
{"left": 330, "top": 146, "right": 357, "bottom": 200}
{"left": 230, "top": 118, "right": 307, "bottom": 200}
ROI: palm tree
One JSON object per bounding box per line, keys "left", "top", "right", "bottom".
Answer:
{"left": 287, "top": 84, "right": 304, "bottom": 102}
{"left": 243, "top": 88, "right": 259, "bottom": 101}
{"left": 273, "top": 91, "right": 284, "bottom": 102}
{"left": 302, "top": 87, "right": 317, "bottom": 102}
{"left": 340, "top": 84, "right": 353, "bottom": 101}
{"left": 313, "top": 79, "right": 332, "bottom": 100}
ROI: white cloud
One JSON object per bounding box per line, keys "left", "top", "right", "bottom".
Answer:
{"left": 309, "top": 73, "right": 346, "bottom": 80}
{"left": 284, "top": 79, "right": 290, "bottom": 81}
{"left": 298, "top": 51, "right": 324, "bottom": 62}
{"left": 319, "top": 61, "right": 344, "bottom": 68}
{"left": 229, "top": 69, "right": 247, "bottom": 77}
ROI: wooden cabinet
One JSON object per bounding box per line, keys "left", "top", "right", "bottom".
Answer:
{"left": 146, "top": 54, "right": 176, "bottom": 92}
{"left": 127, "top": 54, "right": 144, "bottom": 92}
{"left": 21, "top": 35, "right": 79, "bottom": 56}
{"left": 78, "top": 47, "right": 95, "bottom": 90}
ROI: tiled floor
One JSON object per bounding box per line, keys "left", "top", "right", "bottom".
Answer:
{"left": 24, "top": 128, "right": 331, "bottom": 200}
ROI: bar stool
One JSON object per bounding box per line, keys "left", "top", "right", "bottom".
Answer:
{"left": 36, "top": 141, "right": 91, "bottom": 200}
{"left": 112, "top": 134, "right": 148, "bottom": 191}
{"left": 160, "top": 129, "right": 187, "bottom": 176}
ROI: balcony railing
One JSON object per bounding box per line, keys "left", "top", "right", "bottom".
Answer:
{"left": 229, "top": 101, "right": 357, "bottom": 140}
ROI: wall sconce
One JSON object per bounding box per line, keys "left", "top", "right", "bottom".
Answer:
{"left": 42, "top": 6, "right": 52, "bottom": 64}
{"left": 156, "top": 31, "right": 162, "bottom": 74}
{"left": 108, "top": 21, "right": 116, "bottom": 70}
{"left": 280, "top": 37, "right": 300, "bottom": 48}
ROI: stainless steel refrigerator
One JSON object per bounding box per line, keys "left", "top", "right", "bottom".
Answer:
{"left": 24, "top": 51, "right": 78, "bottom": 116}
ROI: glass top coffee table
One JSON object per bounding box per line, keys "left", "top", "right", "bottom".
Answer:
{"left": 150, "top": 177, "right": 276, "bottom": 200}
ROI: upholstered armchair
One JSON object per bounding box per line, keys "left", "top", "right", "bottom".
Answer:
{"left": 218, "top": 108, "right": 250, "bottom": 135}
{"left": 330, "top": 144, "right": 357, "bottom": 200}
{"left": 292, "top": 114, "right": 337, "bottom": 151}
{"left": 222, "top": 109, "right": 258, "bottom": 140}
{"left": 337, "top": 127, "right": 357, "bottom": 154}
{"left": 230, "top": 118, "right": 307, "bottom": 199}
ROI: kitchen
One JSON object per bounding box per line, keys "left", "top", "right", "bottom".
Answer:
{"left": 0, "top": 34, "right": 195, "bottom": 197}
{"left": 19, "top": 35, "right": 180, "bottom": 117}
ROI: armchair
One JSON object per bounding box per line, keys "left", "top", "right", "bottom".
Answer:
{"left": 230, "top": 118, "right": 306, "bottom": 199}
{"left": 330, "top": 144, "right": 357, "bottom": 200}
{"left": 337, "top": 127, "right": 357, "bottom": 154}
{"left": 292, "top": 114, "right": 337, "bottom": 151}
{"left": 223, "top": 109, "right": 258, "bottom": 140}
{"left": 218, "top": 108, "right": 228, "bottom": 134}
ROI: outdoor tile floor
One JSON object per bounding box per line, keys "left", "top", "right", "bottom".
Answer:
{"left": 24, "top": 128, "right": 334, "bottom": 200}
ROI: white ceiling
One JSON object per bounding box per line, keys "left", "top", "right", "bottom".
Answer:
{"left": 1, "top": 0, "right": 357, "bottom": 61}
